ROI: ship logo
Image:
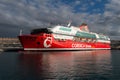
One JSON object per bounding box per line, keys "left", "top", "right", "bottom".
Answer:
{"left": 44, "top": 37, "right": 52, "bottom": 48}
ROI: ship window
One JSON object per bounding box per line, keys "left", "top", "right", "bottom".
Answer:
{"left": 91, "top": 39, "right": 96, "bottom": 43}
{"left": 87, "top": 38, "right": 91, "bottom": 42}
{"left": 93, "top": 39, "right": 96, "bottom": 42}
{"left": 61, "top": 39, "right": 66, "bottom": 41}
{"left": 74, "top": 37, "right": 80, "bottom": 42}
{"left": 81, "top": 38, "right": 86, "bottom": 42}
{"left": 80, "top": 38, "right": 83, "bottom": 42}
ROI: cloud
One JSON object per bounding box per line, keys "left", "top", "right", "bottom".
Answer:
{"left": 99, "top": 0, "right": 120, "bottom": 36}
{"left": 0, "top": 0, "right": 120, "bottom": 38}
{"left": 75, "top": 1, "right": 81, "bottom": 5}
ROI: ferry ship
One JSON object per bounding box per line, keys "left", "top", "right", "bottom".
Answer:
{"left": 18, "top": 23, "right": 111, "bottom": 50}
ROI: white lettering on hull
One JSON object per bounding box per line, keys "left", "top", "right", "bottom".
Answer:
{"left": 72, "top": 44, "right": 91, "bottom": 48}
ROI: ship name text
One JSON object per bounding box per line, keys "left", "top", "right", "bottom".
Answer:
{"left": 72, "top": 44, "right": 91, "bottom": 48}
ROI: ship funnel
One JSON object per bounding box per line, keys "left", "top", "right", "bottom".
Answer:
{"left": 79, "top": 23, "right": 89, "bottom": 32}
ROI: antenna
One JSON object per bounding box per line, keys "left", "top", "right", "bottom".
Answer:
{"left": 67, "top": 21, "right": 71, "bottom": 27}
{"left": 19, "top": 29, "right": 22, "bottom": 35}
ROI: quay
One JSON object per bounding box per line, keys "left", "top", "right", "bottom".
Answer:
{"left": 0, "top": 38, "right": 22, "bottom": 51}
{"left": 111, "top": 40, "right": 120, "bottom": 50}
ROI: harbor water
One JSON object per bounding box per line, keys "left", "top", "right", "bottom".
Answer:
{"left": 0, "top": 50, "right": 120, "bottom": 80}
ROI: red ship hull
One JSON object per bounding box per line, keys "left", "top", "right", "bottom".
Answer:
{"left": 18, "top": 34, "right": 111, "bottom": 51}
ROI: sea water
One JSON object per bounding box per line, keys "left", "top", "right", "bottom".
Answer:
{"left": 0, "top": 50, "right": 120, "bottom": 80}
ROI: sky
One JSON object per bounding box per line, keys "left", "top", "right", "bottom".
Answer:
{"left": 0, "top": 0, "right": 120, "bottom": 39}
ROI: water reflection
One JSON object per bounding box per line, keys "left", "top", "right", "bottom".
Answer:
{"left": 111, "top": 50, "right": 120, "bottom": 80}
{"left": 19, "top": 50, "right": 112, "bottom": 79}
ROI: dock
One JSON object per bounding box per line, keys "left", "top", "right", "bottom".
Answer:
{"left": 111, "top": 40, "right": 120, "bottom": 50}
{"left": 0, "top": 38, "right": 23, "bottom": 51}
